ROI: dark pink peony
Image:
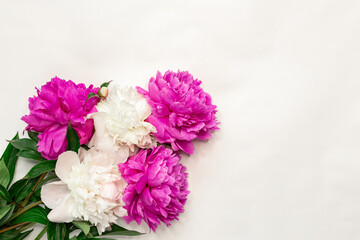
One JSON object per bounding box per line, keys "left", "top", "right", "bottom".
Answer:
{"left": 22, "top": 77, "right": 99, "bottom": 160}
{"left": 118, "top": 146, "right": 189, "bottom": 232}
{"left": 137, "top": 70, "right": 219, "bottom": 154}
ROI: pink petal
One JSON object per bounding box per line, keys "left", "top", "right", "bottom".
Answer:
{"left": 175, "top": 140, "right": 194, "bottom": 154}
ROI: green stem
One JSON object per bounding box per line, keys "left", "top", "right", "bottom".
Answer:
{"left": 18, "top": 222, "right": 36, "bottom": 232}
{"left": 34, "top": 226, "right": 47, "bottom": 240}
{"left": 5, "top": 200, "right": 42, "bottom": 224}
{"left": 0, "top": 222, "right": 29, "bottom": 234}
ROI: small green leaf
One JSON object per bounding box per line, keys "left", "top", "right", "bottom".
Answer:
{"left": 0, "top": 204, "right": 14, "bottom": 226}
{"left": 102, "top": 224, "right": 144, "bottom": 236}
{"left": 27, "top": 131, "right": 39, "bottom": 143}
{"left": 100, "top": 80, "right": 112, "bottom": 88}
{"left": 10, "top": 138, "right": 38, "bottom": 151}
{"left": 17, "top": 150, "right": 44, "bottom": 161}
{"left": 14, "top": 229, "right": 33, "bottom": 240}
{"left": 0, "top": 159, "right": 10, "bottom": 188}
{"left": 1, "top": 133, "right": 20, "bottom": 184}
{"left": 25, "top": 160, "right": 56, "bottom": 179}
{"left": 87, "top": 92, "right": 100, "bottom": 100}
{"left": 66, "top": 123, "right": 80, "bottom": 153}
{"left": 47, "top": 222, "right": 68, "bottom": 240}
{"left": 0, "top": 204, "right": 13, "bottom": 220}
{"left": 81, "top": 144, "right": 90, "bottom": 151}
{"left": 12, "top": 206, "right": 48, "bottom": 225}
{"left": 0, "top": 184, "right": 11, "bottom": 202}
{"left": 72, "top": 221, "right": 91, "bottom": 235}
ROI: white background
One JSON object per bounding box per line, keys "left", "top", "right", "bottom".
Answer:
{"left": 1, "top": 0, "right": 360, "bottom": 239}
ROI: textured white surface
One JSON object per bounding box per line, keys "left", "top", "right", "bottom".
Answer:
{"left": 1, "top": 0, "right": 360, "bottom": 239}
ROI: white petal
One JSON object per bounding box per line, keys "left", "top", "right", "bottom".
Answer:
{"left": 91, "top": 112, "right": 113, "bottom": 151}
{"left": 47, "top": 193, "right": 75, "bottom": 223}
{"left": 114, "top": 145, "right": 130, "bottom": 164}
{"left": 100, "top": 183, "right": 117, "bottom": 200}
{"left": 41, "top": 181, "right": 70, "bottom": 209}
{"left": 56, "top": 151, "right": 80, "bottom": 183}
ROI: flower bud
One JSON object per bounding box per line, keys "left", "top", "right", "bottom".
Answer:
{"left": 98, "top": 87, "right": 109, "bottom": 98}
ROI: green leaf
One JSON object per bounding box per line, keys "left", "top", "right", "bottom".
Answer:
{"left": 0, "top": 184, "right": 11, "bottom": 202}
{"left": 1, "top": 133, "right": 19, "bottom": 161}
{"left": 1, "top": 133, "right": 20, "bottom": 184}
{"left": 100, "top": 80, "right": 112, "bottom": 88}
{"left": 35, "top": 174, "right": 58, "bottom": 192}
{"left": 0, "top": 204, "right": 14, "bottom": 226}
{"left": 9, "top": 179, "right": 28, "bottom": 199}
{"left": 72, "top": 221, "right": 91, "bottom": 235}
{"left": 87, "top": 92, "right": 100, "bottom": 100}
{"left": 0, "top": 229, "right": 20, "bottom": 240}
{"left": 0, "top": 199, "right": 6, "bottom": 207}
{"left": 66, "top": 123, "right": 80, "bottom": 153}
{"left": 0, "top": 204, "right": 13, "bottom": 220}
{"left": 17, "top": 150, "right": 44, "bottom": 161}
{"left": 12, "top": 206, "right": 48, "bottom": 225}
{"left": 47, "top": 222, "right": 68, "bottom": 240}
{"left": 27, "top": 131, "right": 39, "bottom": 143}
{"left": 0, "top": 159, "right": 10, "bottom": 188}
{"left": 14, "top": 229, "right": 33, "bottom": 240}
{"left": 25, "top": 160, "right": 56, "bottom": 179}
{"left": 9, "top": 178, "right": 39, "bottom": 202}
{"left": 10, "top": 138, "right": 38, "bottom": 151}
{"left": 102, "top": 224, "right": 143, "bottom": 236}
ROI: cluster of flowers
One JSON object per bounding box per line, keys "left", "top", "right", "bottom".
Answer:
{"left": 22, "top": 70, "right": 219, "bottom": 234}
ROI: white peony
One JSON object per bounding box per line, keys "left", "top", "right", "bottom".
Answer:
{"left": 89, "top": 85, "right": 156, "bottom": 163}
{"left": 41, "top": 149, "right": 127, "bottom": 234}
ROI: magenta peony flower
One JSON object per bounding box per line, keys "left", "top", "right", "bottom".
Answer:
{"left": 22, "top": 77, "right": 99, "bottom": 160}
{"left": 137, "top": 70, "right": 219, "bottom": 154}
{"left": 118, "top": 146, "right": 189, "bottom": 232}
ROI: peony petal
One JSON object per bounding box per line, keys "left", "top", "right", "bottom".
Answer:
{"left": 41, "top": 181, "right": 70, "bottom": 209}
{"left": 56, "top": 151, "right": 80, "bottom": 183}
{"left": 47, "top": 193, "right": 75, "bottom": 223}
{"left": 175, "top": 140, "right": 194, "bottom": 154}
{"left": 100, "top": 183, "right": 118, "bottom": 200}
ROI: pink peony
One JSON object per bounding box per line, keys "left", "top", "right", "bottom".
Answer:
{"left": 118, "top": 146, "right": 189, "bottom": 232}
{"left": 137, "top": 70, "right": 219, "bottom": 154}
{"left": 22, "top": 77, "right": 99, "bottom": 159}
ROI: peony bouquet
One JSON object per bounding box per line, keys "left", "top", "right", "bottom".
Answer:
{"left": 0, "top": 70, "right": 219, "bottom": 239}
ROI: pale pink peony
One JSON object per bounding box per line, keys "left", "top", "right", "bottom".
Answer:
{"left": 118, "top": 146, "right": 189, "bottom": 232}
{"left": 41, "top": 149, "right": 127, "bottom": 234}
{"left": 137, "top": 70, "right": 219, "bottom": 154}
{"left": 22, "top": 77, "right": 99, "bottom": 159}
